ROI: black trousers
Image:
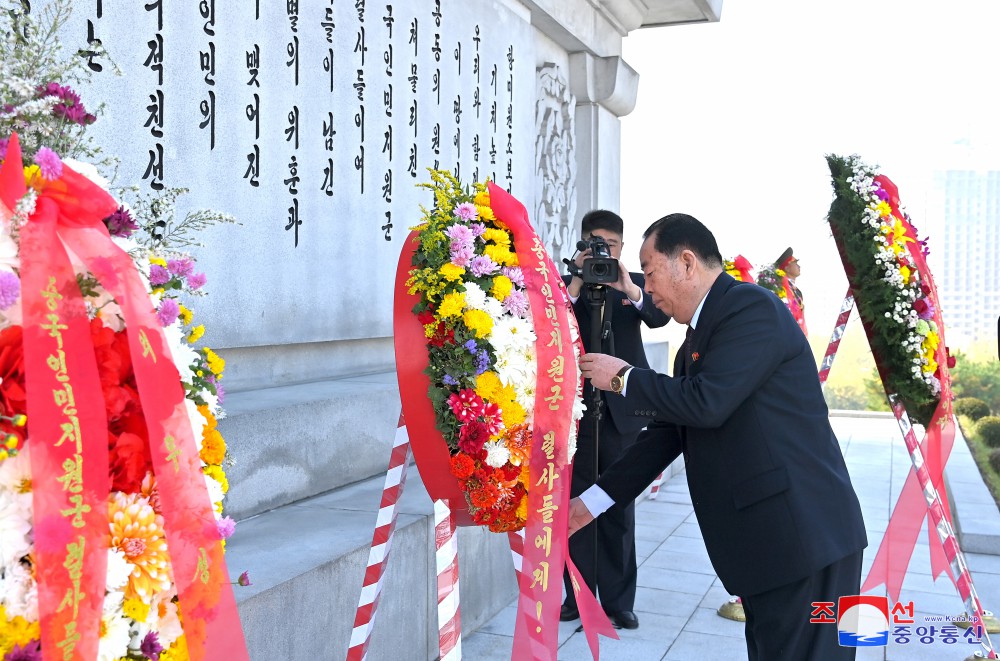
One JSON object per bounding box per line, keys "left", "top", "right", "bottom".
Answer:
{"left": 562, "top": 415, "right": 637, "bottom": 614}
{"left": 740, "top": 550, "right": 864, "bottom": 661}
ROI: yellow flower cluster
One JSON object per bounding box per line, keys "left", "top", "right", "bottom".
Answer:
{"left": 439, "top": 262, "right": 466, "bottom": 282}
{"left": 203, "top": 347, "right": 225, "bottom": 378}
{"left": 186, "top": 324, "right": 205, "bottom": 344}
{"left": 437, "top": 291, "right": 466, "bottom": 319}
{"left": 406, "top": 266, "right": 449, "bottom": 302}
{"left": 0, "top": 605, "right": 40, "bottom": 656}
{"left": 463, "top": 309, "right": 493, "bottom": 338}
{"left": 198, "top": 404, "right": 227, "bottom": 468}
{"left": 490, "top": 275, "right": 513, "bottom": 301}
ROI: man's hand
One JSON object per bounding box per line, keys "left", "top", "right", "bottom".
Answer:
{"left": 579, "top": 353, "right": 628, "bottom": 390}
{"left": 567, "top": 497, "right": 595, "bottom": 537}
{"left": 606, "top": 259, "right": 643, "bottom": 303}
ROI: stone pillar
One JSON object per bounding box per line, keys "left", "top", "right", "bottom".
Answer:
{"left": 568, "top": 52, "right": 639, "bottom": 223}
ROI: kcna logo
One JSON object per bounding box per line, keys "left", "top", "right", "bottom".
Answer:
{"left": 837, "top": 596, "right": 890, "bottom": 647}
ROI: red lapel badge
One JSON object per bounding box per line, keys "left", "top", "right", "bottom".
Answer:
{"left": 691, "top": 352, "right": 700, "bottom": 362}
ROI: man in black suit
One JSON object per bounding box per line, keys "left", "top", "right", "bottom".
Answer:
{"left": 560, "top": 210, "right": 670, "bottom": 630}
{"left": 572, "top": 214, "right": 867, "bottom": 659}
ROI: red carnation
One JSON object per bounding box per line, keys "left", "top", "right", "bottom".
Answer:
{"left": 501, "top": 463, "right": 521, "bottom": 481}
{"left": 449, "top": 453, "right": 476, "bottom": 479}
{"left": 458, "top": 421, "right": 490, "bottom": 454}
{"left": 417, "top": 309, "right": 436, "bottom": 326}
{"left": 448, "top": 389, "right": 485, "bottom": 423}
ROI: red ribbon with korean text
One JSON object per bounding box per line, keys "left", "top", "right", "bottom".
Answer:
{"left": 861, "top": 174, "right": 957, "bottom": 600}
{"left": 489, "top": 183, "right": 617, "bottom": 660}
{"left": 1, "top": 134, "right": 248, "bottom": 660}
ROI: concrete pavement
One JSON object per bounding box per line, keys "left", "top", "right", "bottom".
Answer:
{"left": 462, "top": 414, "right": 1000, "bottom": 660}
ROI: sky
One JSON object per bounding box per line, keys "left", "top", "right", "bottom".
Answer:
{"left": 619, "top": 0, "right": 1000, "bottom": 361}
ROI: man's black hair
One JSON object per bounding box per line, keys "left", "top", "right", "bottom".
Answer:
{"left": 581, "top": 209, "right": 624, "bottom": 237}
{"left": 642, "top": 213, "right": 723, "bottom": 268}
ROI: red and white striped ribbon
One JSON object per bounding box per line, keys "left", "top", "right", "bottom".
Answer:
{"left": 648, "top": 472, "right": 666, "bottom": 500}
{"left": 507, "top": 528, "right": 524, "bottom": 577}
{"left": 818, "top": 291, "right": 854, "bottom": 386}
{"left": 347, "top": 419, "right": 411, "bottom": 661}
{"left": 435, "top": 499, "right": 462, "bottom": 661}
{"left": 887, "top": 397, "right": 997, "bottom": 658}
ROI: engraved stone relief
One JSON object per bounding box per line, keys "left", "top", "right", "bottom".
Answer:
{"left": 534, "top": 62, "right": 576, "bottom": 268}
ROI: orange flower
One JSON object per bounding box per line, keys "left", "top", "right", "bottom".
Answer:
{"left": 449, "top": 453, "right": 475, "bottom": 480}
{"left": 200, "top": 428, "right": 226, "bottom": 466}
{"left": 109, "top": 492, "right": 173, "bottom": 602}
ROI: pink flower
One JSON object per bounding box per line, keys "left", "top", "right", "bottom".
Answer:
{"left": 217, "top": 516, "right": 236, "bottom": 540}
{"left": 481, "top": 401, "right": 503, "bottom": 435}
{"left": 469, "top": 255, "right": 498, "bottom": 277}
{"left": 187, "top": 272, "right": 207, "bottom": 290}
{"left": 157, "top": 298, "right": 180, "bottom": 326}
{"left": 34, "top": 146, "right": 63, "bottom": 180}
{"left": 501, "top": 267, "right": 524, "bottom": 287}
{"left": 167, "top": 257, "right": 194, "bottom": 277}
{"left": 149, "top": 264, "right": 170, "bottom": 286}
{"left": 238, "top": 571, "right": 252, "bottom": 586}
{"left": 0, "top": 271, "right": 20, "bottom": 310}
{"left": 450, "top": 245, "right": 474, "bottom": 267}
{"left": 448, "top": 389, "right": 486, "bottom": 422}
{"left": 502, "top": 290, "right": 529, "bottom": 317}
{"left": 454, "top": 202, "right": 479, "bottom": 221}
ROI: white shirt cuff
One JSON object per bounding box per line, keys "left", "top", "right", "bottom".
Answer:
{"left": 579, "top": 484, "right": 615, "bottom": 517}
{"left": 619, "top": 366, "right": 634, "bottom": 397}
{"left": 568, "top": 291, "right": 579, "bottom": 305}
{"left": 630, "top": 292, "right": 644, "bottom": 310}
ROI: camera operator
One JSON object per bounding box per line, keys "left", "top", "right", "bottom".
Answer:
{"left": 560, "top": 210, "right": 671, "bottom": 630}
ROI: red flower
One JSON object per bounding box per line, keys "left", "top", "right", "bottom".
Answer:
{"left": 913, "top": 298, "right": 929, "bottom": 316}
{"left": 501, "top": 463, "right": 521, "bottom": 481}
{"left": 417, "top": 309, "right": 436, "bottom": 326}
{"left": 449, "top": 453, "right": 476, "bottom": 479}
{"left": 448, "top": 389, "right": 485, "bottom": 422}
{"left": 469, "top": 481, "right": 499, "bottom": 508}
{"left": 428, "top": 323, "right": 455, "bottom": 348}
{"left": 481, "top": 401, "right": 503, "bottom": 435}
{"left": 0, "top": 326, "right": 26, "bottom": 443}
{"left": 458, "top": 421, "right": 490, "bottom": 454}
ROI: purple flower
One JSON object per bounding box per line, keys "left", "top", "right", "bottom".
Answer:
{"left": 167, "top": 257, "right": 194, "bottom": 277}
{"left": 103, "top": 206, "right": 139, "bottom": 238}
{"left": 216, "top": 381, "right": 226, "bottom": 404}
{"left": 463, "top": 339, "right": 478, "bottom": 354}
{"left": 34, "top": 146, "right": 63, "bottom": 180}
{"left": 0, "top": 137, "right": 8, "bottom": 160}
{"left": 469, "top": 255, "right": 499, "bottom": 277}
{"left": 502, "top": 289, "right": 529, "bottom": 318}
{"left": 475, "top": 349, "right": 490, "bottom": 375}
{"left": 148, "top": 264, "right": 171, "bottom": 286}
{"left": 0, "top": 270, "right": 21, "bottom": 311}
{"left": 874, "top": 187, "right": 889, "bottom": 201}
{"left": 38, "top": 82, "right": 96, "bottom": 127}
{"left": 443, "top": 374, "right": 459, "bottom": 386}
{"left": 469, "top": 222, "right": 486, "bottom": 237}
{"left": 217, "top": 516, "right": 237, "bottom": 540}
{"left": 501, "top": 266, "right": 524, "bottom": 287}
{"left": 238, "top": 571, "right": 252, "bottom": 586}
{"left": 157, "top": 298, "right": 180, "bottom": 326}
{"left": 140, "top": 632, "right": 164, "bottom": 661}
{"left": 445, "top": 223, "right": 474, "bottom": 246}
{"left": 4, "top": 641, "right": 42, "bottom": 661}
{"left": 449, "top": 245, "right": 474, "bottom": 267}
{"left": 187, "top": 272, "right": 207, "bottom": 290}
{"left": 454, "top": 202, "right": 479, "bottom": 221}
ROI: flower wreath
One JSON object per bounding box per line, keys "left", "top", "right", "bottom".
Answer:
{"left": 826, "top": 154, "right": 955, "bottom": 426}
{"left": 405, "top": 171, "right": 585, "bottom": 532}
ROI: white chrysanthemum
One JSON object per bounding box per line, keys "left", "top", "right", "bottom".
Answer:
{"left": 0, "top": 489, "right": 32, "bottom": 568}
{"left": 63, "top": 157, "right": 111, "bottom": 191}
{"left": 186, "top": 398, "right": 207, "bottom": 451}
{"left": 162, "top": 323, "right": 199, "bottom": 383}
{"left": 98, "top": 611, "right": 132, "bottom": 661}
{"left": 0, "top": 445, "right": 31, "bottom": 496}
{"left": 491, "top": 315, "right": 536, "bottom": 354}
{"left": 106, "top": 549, "right": 132, "bottom": 592}
{"left": 495, "top": 350, "right": 532, "bottom": 389}
{"left": 462, "top": 282, "right": 488, "bottom": 310}
{"left": 204, "top": 472, "right": 224, "bottom": 506}
{"left": 483, "top": 440, "right": 511, "bottom": 468}
{"left": 103, "top": 586, "right": 124, "bottom": 617}
{"left": 0, "top": 560, "right": 37, "bottom": 621}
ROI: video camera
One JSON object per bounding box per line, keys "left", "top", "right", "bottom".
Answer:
{"left": 564, "top": 235, "right": 620, "bottom": 285}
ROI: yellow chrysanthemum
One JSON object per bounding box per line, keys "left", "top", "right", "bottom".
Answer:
{"left": 484, "top": 244, "right": 517, "bottom": 267}
{"left": 439, "top": 262, "right": 466, "bottom": 282}
{"left": 899, "top": 265, "right": 911, "bottom": 284}
{"left": 204, "top": 464, "right": 229, "bottom": 494}
{"left": 159, "top": 636, "right": 190, "bottom": 661}
{"left": 437, "top": 292, "right": 466, "bottom": 319}
{"left": 481, "top": 228, "right": 511, "bottom": 246}
{"left": 0, "top": 605, "right": 40, "bottom": 654}
{"left": 109, "top": 492, "right": 172, "bottom": 602}
{"left": 203, "top": 347, "right": 225, "bottom": 376}
{"left": 176, "top": 304, "right": 193, "bottom": 326}
{"left": 474, "top": 190, "right": 490, "bottom": 207}
{"left": 463, "top": 309, "right": 493, "bottom": 339}
{"left": 476, "top": 371, "right": 503, "bottom": 401}
{"left": 875, "top": 200, "right": 892, "bottom": 217}
{"left": 22, "top": 164, "right": 45, "bottom": 191}
{"left": 124, "top": 597, "right": 151, "bottom": 623}
{"left": 186, "top": 324, "right": 205, "bottom": 344}
{"left": 516, "top": 495, "right": 528, "bottom": 521}
{"left": 197, "top": 404, "right": 217, "bottom": 430}
{"left": 200, "top": 428, "right": 227, "bottom": 466}
{"left": 490, "top": 275, "right": 513, "bottom": 301}
{"left": 149, "top": 255, "right": 167, "bottom": 267}
{"left": 500, "top": 399, "right": 526, "bottom": 428}
{"left": 477, "top": 205, "right": 496, "bottom": 222}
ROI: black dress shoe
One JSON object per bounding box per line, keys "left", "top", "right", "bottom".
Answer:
{"left": 608, "top": 610, "right": 639, "bottom": 630}
{"left": 559, "top": 604, "right": 580, "bottom": 621}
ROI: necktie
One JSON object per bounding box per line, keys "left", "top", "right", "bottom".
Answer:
{"left": 682, "top": 326, "right": 694, "bottom": 373}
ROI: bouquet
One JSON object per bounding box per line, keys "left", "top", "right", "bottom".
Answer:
{"left": 405, "top": 171, "right": 585, "bottom": 532}
{"left": 827, "top": 154, "right": 954, "bottom": 426}
{"left": 754, "top": 265, "right": 787, "bottom": 301}
{"left": 0, "top": 3, "right": 243, "bottom": 659}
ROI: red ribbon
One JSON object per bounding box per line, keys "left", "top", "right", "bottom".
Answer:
{"left": 1, "top": 134, "right": 248, "bottom": 659}
{"left": 731, "top": 255, "right": 754, "bottom": 283}
{"left": 860, "top": 174, "right": 956, "bottom": 601}
{"left": 489, "top": 183, "right": 616, "bottom": 660}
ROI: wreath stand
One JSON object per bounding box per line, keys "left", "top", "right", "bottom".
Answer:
{"left": 819, "top": 291, "right": 997, "bottom": 660}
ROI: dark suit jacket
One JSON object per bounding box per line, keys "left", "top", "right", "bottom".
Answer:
{"left": 564, "top": 272, "right": 670, "bottom": 435}
{"left": 597, "top": 273, "right": 867, "bottom": 596}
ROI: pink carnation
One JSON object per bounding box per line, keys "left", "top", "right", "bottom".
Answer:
{"left": 149, "top": 264, "right": 170, "bottom": 286}
{"left": 157, "top": 298, "right": 180, "bottom": 326}
{"left": 454, "top": 202, "right": 479, "bottom": 221}
{"left": 187, "top": 272, "right": 207, "bottom": 290}
{"left": 34, "top": 146, "right": 63, "bottom": 180}
{"left": 217, "top": 516, "right": 236, "bottom": 540}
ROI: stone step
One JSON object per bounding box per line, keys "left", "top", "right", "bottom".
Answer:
{"left": 218, "top": 371, "right": 402, "bottom": 521}
{"left": 225, "top": 468, "right": 519, "bottom": 661}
